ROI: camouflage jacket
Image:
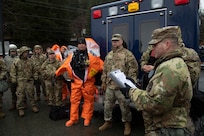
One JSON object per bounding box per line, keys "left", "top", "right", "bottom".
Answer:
{"left": 0, "top": 59, "right": 7, "bottom": 80}
{"left": 101, "top": 46, "right": 138, "bottom": 89}
{"left": 129, "top": 51, "right": 193, "bottom": 134}
{"left": 10, "top": 58, "right": 38, "bottom": 83}
{"left": 40, "top": 58, "right": 61, "bottom": 80}
{"left": 31, "top": 54, "right": 47, "bottom": 74}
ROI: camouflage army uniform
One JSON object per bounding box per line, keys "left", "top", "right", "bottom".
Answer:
{"left": 141, "top": 26, "right": 201, "bottom": 88}
{"left": 0, "top": 59, "right": 7, "bottom": 117}
{"left": 130, "top": 50, "right": 192, "bottom": 136}
{"left": 31, "top": 45, "right": 47, "bottom": 100}
{"left": 101, "top": 45, "right": 138, "bottom": 122}
{"left": 10, "top": 46, "right": 39, "bottom": 115}
{"left": 40, "top": 55, "right": 63, "bottom": 106}
{"left": 129, "top": 26, "right": 193, "bottom": 136}
{"left": 4, "top": 48, "right": 18, "bottom": 110}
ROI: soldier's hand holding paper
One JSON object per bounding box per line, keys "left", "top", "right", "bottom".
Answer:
{"left": 109, "top": 70, "right": 137, "bottom": 98}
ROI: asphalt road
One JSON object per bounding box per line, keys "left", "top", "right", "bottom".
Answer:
{"left": 0, "top": 70, "right": 203, "bottom": 136}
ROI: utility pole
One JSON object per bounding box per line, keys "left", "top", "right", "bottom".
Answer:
{"left": 0, "top": 0, "right": 5, "bottom": 57}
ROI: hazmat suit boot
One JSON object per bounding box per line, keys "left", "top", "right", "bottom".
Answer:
{"left": 98, "top": 121, "right": 112, "bottom": 131}
{"left": 124, "top": 122, "right": 131, "bottom": 136}
{"left": 18, "top": 109, "right": 25, "bottom": 117}
{"left": 0, "top": 111, "right": 6, "bottom": 118}
{"left": 65, "top": 120, "right": 79, "bottom": 127}
{"left": 9, "top": 103, "right": 16, "bottom": 111}
{"left": 32, "top": 106, "right": 39, "bottom": 113}
{"left": 84, "top": 119, "right": 91, "bottom": 127}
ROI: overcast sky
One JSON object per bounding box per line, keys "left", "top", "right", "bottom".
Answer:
{"left": 200, "top": 0, "right": 204, "bottom": 11}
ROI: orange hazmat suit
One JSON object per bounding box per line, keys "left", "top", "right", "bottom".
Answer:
{"left": 55, "top": 53, "right": 103, "bottom": 121}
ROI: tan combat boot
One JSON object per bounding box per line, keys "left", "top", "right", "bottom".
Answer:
{"left": 32, "top": 106, "right": 39, "bottom": 113}
{"left": 18, "top": 109, "right": 25, "bottom": 117}
{"left": 124, "top": 122, "right": 131, "bottom": 136}
{"left": 98, "top": 121, "right": 112, "bottom": 131}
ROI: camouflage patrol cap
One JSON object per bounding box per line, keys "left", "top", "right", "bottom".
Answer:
{"left": 34, "top": 45, "right": 42, "bottom": 49}
{"left": 47, "top": 49, "right": 55, "bottom": 54}
{"left": 148, "top": 26, "right": 179, "bottom": 45}
{"left": 111, "top": 34, "right": 122, "bottom": 41}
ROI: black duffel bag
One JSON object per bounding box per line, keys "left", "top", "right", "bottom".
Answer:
{"left": 49, "top": 103, "right": 70, "bottom": 121}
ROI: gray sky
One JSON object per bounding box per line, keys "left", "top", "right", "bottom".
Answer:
{"left": 200, "top": 0, "right": 204, "bottom": 13}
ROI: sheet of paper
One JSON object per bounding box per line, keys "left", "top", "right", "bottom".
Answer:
{"left": 109, "top": 69, "right": 137, "bottom": 88}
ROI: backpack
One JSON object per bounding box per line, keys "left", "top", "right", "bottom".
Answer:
{"left": 180, "top": 47, "right": 201, "bottom": 87}
{"left": 49, "top": 103, "right": 70, "bottom": 121}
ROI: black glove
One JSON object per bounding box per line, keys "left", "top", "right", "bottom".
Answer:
{"left": 126, "top": 76, "right": 141, "bottom": 89}
{"left": 126, "top": 77, "right": 136, "bottom": 84}
{"left": 120, "top": 83, "right": 131, "bottom": 99}
{"left": 34, "top": 80, "right": 38, "bottom": 85}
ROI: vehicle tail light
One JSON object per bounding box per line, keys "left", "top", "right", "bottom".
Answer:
{"left": 175, "top": 0, "right": 189, "bottom": 5}
{"left": 92, "top": 10, "right": 102, "bottom": 19}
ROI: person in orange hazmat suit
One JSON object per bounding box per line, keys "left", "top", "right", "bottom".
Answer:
{"left": 55, "top": 37, "right": 104, "bottom": 127}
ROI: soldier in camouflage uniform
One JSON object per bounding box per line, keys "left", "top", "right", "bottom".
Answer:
{"left": 10, "top": 46, "right": 39, "bottom": 117}
{"left": 0, "top": 59, "right": 7, "bottom": 118}
{"left": 121, "top": 26, "right": 193, "bottom": 136}
{"left": 140, "top": 45, "right": 156, "bottom": 89}
{"left": 140, "top": 26, "right": 201, "bottom": 133}
{"left": 140, "top": 45, "right": 154, "bottom": 71}
{"left": 99, "top": 34, "right": 138, "bottom": 136}
{"left": 141, "top": 26, "right": 201, "bottom": 88}
{"left": 31, "top": 45, "right": 47, "bottom": 101}
{"left": 40, "top": 49, "right": 63, "bottom": 106}
{"left": 4, "top": 44, "right": 18, "bottom": 110}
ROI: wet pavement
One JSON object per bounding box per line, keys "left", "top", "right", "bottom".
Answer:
{"left": 0, "top": 70, "right": 203, "bottom": 136}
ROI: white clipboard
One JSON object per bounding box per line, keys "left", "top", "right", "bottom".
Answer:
{"left": 109, "top": 69, "right": 137, "bottom": 88}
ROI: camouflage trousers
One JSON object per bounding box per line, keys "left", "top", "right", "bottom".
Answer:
{"left": 9, "top": 82, "right": 17, "bottom": 104}
{"left": 16, "top": 80, "right": 36, "bottom": 109}
{"left": 34, "top": 77, "right": 46, "bottom": 97}
{"left": 103, "top": 87, "right": 132, "bottom": 122}
{"left": 45, "top": 80, "right": 63, "bottom": 106}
